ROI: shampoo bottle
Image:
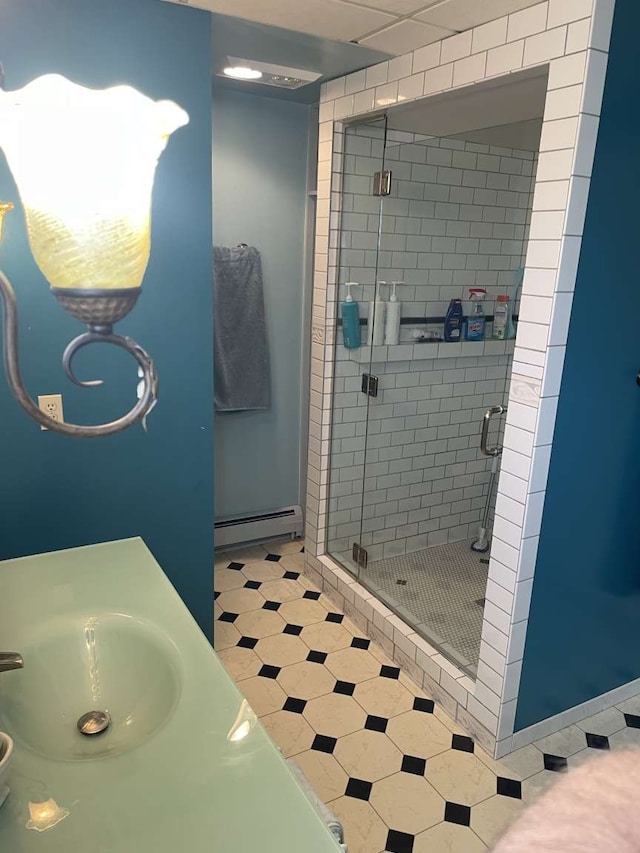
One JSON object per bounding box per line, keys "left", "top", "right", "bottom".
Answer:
{"left": 384, "top": 281, "right": 403, "bottom": 345}
{"left": 368, "top": 283, "right": 387, "bottom": 347}
{"left": 340, "top": 282, "right": 361, "bottom": 349}
{"left": 444, "top": 298, "right": 464, "bottom": 342}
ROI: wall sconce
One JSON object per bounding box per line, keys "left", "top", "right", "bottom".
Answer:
{"left": 0, "top": 73, "right": 188, "bottom": 437}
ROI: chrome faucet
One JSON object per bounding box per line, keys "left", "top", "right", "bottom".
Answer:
{"left": 0, "top": 653, "right": 23, "bottom": 672}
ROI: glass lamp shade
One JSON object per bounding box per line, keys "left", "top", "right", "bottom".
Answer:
{"left": 0, "top": 74, "right": 189, "bottom": 292}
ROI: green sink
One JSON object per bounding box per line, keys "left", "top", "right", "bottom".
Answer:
{"left": 1, "top": 614, "right": 181, "bottom": 761}
{"left": 0, "top": 538, "right": 341, "bottom": 852}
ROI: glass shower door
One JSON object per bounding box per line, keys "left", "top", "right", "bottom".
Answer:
{"left": 325, "top": 117, "right": 388, "bottom": 578}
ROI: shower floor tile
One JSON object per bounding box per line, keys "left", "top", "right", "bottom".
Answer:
{"left": 364, "top": 541, "right": 489, "bottom": 671}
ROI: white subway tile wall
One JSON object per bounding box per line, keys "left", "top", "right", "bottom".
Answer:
{"left": 304, "top": 0, "right": 614, "bottom": 756}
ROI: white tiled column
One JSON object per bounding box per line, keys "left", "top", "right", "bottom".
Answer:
{"left": 494, "top": 26, "right": 613, "bottom": 755}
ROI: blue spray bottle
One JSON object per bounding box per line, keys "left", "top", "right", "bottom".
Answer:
{"left": 444, "top": 298, "right": 464, "bottom": 342}
{"left": 341, "top": 282, "right": 361, "bottom": 349}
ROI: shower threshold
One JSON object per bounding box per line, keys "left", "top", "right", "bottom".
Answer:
{"left": 338, "top": 540, "right": 490, "bottom": 678}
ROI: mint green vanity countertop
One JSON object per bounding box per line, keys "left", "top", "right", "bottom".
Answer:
{"left": 0, "top": 539, "right": 340, "bottom": 852}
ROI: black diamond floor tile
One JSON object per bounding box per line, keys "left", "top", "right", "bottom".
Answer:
{"left": 283, "top": 571, "right": 300, "bottom": 580}
{"left": 244, "top": 580, "right": 261, "bottom": 590}
{"left": 307, "top": 650, "right": 328, "bottom": 664}
{"left": 303, "top": 590, "right": 321, "bottom": 600}
{"left": 283, "top": 697, "right": 307, "bottom": 714}
{"left": 444, "top": 802, "right": 471, "bottom": 827}
{"left": 258, "top": 664, "right": 281, "bottom": 680}
{"left": 497, "top": 777, "right": 522, "bottom": 799}
{"left": 451, "top": 734, "right": 475, "bottom": 753}
{"left": 301, "top": 546, "right": 305, "bottom": 553}
{"left": 227, "top": 561, "right": 244, "bottom": 570}
{"left": 237, "top": 636, "right": 258, "bottom": 649}
{"left": 219, "top": 612, "right": 238, "bottom": 623}
{"left": 585, "top": 732, "right": 610, "bottom": 750}
{"left": 543, "top": 754, "right": 568, "bottom": 772}
{"left": 345, "top": 778, "right": 372, "bottom": 801}
{"left": 311, "top": 734, "right": 337, "bottom": 754}
{"left": 385, "top": 828, "right": 415, "bottom": 852}
{"left": 265, "top": 553, "right": 281, "bottom": 562}
{"left": 624, "top": 713, "right": 640, "bottom": 729}
{"left": 380, "top": 665, "right": 401, "bottom": 680}
{"left": 262, "top": 600, "right": 281, "bottom": 611}
{"left": 413, "top": 697, "right": 435, "bottom": 714}
{"left": 326, "top": 612, "right": 344, "bottom": 623}
{"left": 401, "top": 755, "right": 426, "bottom": 776}
{"left": 214, "top": 591, "right": 220, "bottom": 599}
{"left": 334, "top": 680, "right": 356, "bottom": 696}
{"left": 283, "top": 623, "right": 303, "bottom": 636}
{"left": 351, "top": 637, "right": 371, "bottom": 650}
{"left": 365, "top": 714, "right": 388, "bottom": 733}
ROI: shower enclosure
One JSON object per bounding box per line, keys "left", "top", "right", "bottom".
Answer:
{"left": 326, "top": 107, "right": 538, "bottom": 678}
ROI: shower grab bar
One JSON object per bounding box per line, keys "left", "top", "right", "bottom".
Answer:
{"left": 480, "top": 405, "right": 507, "bottom": 457}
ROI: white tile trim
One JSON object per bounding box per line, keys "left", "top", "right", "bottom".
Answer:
{"left": 499, "top": 675, "right": 640, "bottom": 756}
{"left": 306, "top": 0, "right": 614, "bottom": 758}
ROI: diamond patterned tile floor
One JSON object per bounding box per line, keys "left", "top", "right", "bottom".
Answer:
{"left": 214, "top": 540, "right": 640, "bottom": 853}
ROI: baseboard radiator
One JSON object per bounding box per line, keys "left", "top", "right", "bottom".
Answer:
{"left": 215, "top": 505, "right": 304, "bottom": 549}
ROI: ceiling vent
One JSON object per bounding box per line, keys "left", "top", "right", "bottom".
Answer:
{"left": 218, "top": 57, "right": 322, "bottom": 90}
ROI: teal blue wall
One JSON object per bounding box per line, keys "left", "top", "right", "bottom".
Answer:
{"left": 515, "top": 0, "right": 640, "bottom": 730}
{"left": 212, "top": 89, "right": 311, "bottom": 518}
{"left": 0, "top": 0, "right": 214, "bottom": 636}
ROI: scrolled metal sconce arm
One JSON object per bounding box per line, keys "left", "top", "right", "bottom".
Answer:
{"left": 0, "top": 270, "right": 158, "bottom": 437}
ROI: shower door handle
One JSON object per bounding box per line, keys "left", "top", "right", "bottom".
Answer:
{"left": 481, "top": 405, "right": 506, "bottom": 457}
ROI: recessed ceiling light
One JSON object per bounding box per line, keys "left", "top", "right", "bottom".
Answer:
{"left": 223, "top": 66, "right": 262, "bottom": 81}
{"left": 217, "top": 57, "right": 322, "bottom": 89}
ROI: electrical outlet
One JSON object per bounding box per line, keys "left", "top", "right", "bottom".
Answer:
{"left": 38, "top": 394, "right": 64, "bottom": 430}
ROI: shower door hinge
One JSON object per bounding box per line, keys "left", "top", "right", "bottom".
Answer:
{"left": 361, "top": 373, "right": 379, "bottom": 398}
{"left": 372, "top": 170, "right": 392, "bottom": 196}
{"left": 352, "top": 543, "right": 368, "bottom": 569}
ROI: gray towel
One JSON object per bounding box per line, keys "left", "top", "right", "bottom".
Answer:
{"left": 213, "top": 245, "right": 271, "bottom": 412}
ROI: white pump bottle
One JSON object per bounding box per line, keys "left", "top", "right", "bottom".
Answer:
{"left": 368, "top": 282, "right": 387, "bottom": 347}
{"left": 384, "top": 281, "right": 403, "bottom": 345}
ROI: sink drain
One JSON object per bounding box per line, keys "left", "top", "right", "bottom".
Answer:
{"left": 77, "top": 710, "right": 111, "bottom": 736}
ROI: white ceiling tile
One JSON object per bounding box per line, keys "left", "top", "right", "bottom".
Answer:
{"left": 195, "top": 0, "right": 395, "bottom": 42}
{"left": 415, "top": 0, "right": 544, "bottom": 31}
{"left": 339, "top": 0, "right": 440, "bottom": 13}
{"left": 360, "top": 19, "right": 455, "bottom": 53}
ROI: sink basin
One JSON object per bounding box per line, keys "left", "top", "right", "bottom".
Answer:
{"left": 0, "top": 613, "right": 182, "bottom": 760}
{"left": 0, "top": 539, "right": 342, "bottom": 853}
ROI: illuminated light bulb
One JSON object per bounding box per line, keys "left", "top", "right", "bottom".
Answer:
{"left": 0, "top": 74, "right": 189, "bottom": 293}
{"left": 223, "top": 66, "right": 262, "bottom": 80}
